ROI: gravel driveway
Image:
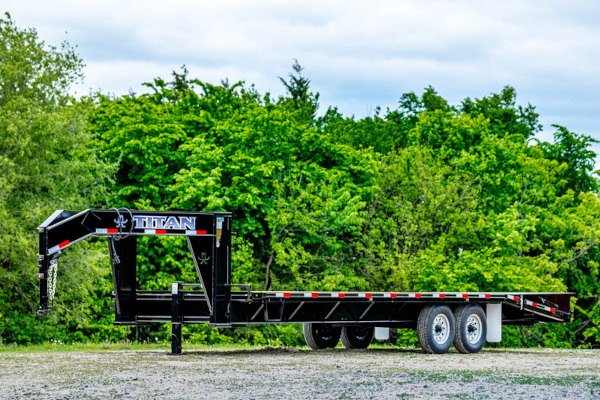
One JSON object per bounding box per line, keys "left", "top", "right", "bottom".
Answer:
{"left": 1, "top": 347, "right": 598, "bottom": 399}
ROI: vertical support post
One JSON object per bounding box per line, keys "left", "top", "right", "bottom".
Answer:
{"left": 37, "top": 227, "right": 50, "bottom": 313}
{"left": 211, "top": 215, "right": 232, "bottom": 324}
{"left": 171, "top": 282, "right": 182, "bottom": 355}
{"left": 108, "top": 236, "right": 138, "bottom": 323}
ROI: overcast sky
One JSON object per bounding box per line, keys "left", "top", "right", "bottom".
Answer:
{"left": 5, "top": 0, "right": 600, "bottom": 164}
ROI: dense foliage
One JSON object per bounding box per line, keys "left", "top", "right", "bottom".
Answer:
{"left": 0, "top": 13, "right": 114, "bottom": 344}
{"left": 2, "top": 16, "right": 600, "bottom": 348}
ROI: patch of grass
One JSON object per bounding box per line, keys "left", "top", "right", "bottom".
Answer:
{"left": 0, "top": 341, "right": 270, "bottom": 354}
{"left": 444, "top": 394, "right": 485, "bottom": 399}
{"left": 503, "top": 374, "right": 600, "bottom": 387}
{"left": 407, "top": 369, "right": 600, "bottom": 390}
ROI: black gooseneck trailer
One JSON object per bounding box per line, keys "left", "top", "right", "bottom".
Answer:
{"left": 37, "top": 208, "right": 573, "bottom": 354}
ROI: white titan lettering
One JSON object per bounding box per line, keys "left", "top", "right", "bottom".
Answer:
{"left": 133, "top": 216, "right": 196, "bottom": 230}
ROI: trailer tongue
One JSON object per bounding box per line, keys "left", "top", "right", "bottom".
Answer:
{"left": 37, "top": 208, "right": 573, "bottom": 354}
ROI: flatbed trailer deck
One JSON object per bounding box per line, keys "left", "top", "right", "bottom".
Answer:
{"left": 36, "top": 209, "right": 573, "bottom": 354}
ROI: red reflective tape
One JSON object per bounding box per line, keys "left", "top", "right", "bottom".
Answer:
{"left": 59, "top": 240, "right": 70, "bottom": 249}
{"left": 283, "top": 293, "right": 291, "bottom": 298}
{"left": 485, "top": 294, "right": 491, "bottom": 298}
{"left": 107, "top": 228, "right": 119, "bottom": 233}
{"left": 338, "top": 293, "right": 346, "bottom": 298}
{"left": 197, "top": 230, "right": 207, "bottom": 235}
{"left": 391, "top": 293, "right": 397, "bottom": 298}
{"left": 156, "top": 230, "right": 167, "bottom": 234}
{"left": 311, "top": 293, "right": 318, "bottom": 298}
{"left": 365, "top": 293, "right": 372, "bottom": 298}
{"left": 513, "top": 296, "right": 519, "bottom": 302}
{"left": 462, "top": 293, "right": 469, "bottom": 298}
{"left": 439, "top": 294, "right": 446, "bottom": 298}
{"left": 415, "top": 293, "right": 421, "bottom": 298}
{"left": 532, "top": 302, "right": 538, "bottom": 308}
{"left": 550, "top": 308, "right": 556, "bottom": 313}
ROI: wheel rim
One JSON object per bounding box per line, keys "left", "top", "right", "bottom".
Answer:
{"left": 465, "top": 314, "right": 482, "bottom": 344}
{"left": 432, "top": 314, "right": 450, "bottom": 344}
{"left": 353, "top": 327, "right": 371, "bottom": 341}
{"left": 316, "top": 327, "right": 335, "bottom": 341}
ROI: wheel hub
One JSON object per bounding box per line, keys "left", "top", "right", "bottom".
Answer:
{"left": 432, "top": 314, "right": 450, "bottom": 344}
{"left": 465, "top": 314, "right": 482, "bottom": 344}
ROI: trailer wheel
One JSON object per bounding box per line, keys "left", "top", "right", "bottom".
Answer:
{"left": 453, "top": 304, "right": 487, "bottom": 354}
{"left": 303, "top": 323, "right": 341, "bottom": 350}
{"left": 340, "top": 326, "right": 374, "bottom": 349}
{"left": 417, "top": 305, "right": 455, "bottom": 354}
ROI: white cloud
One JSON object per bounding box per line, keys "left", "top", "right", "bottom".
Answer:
{"left": 4, "top": 0, "right": 600, "bottom": 167}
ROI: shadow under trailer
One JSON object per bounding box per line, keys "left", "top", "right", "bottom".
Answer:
{"left": 37, "top": 208, "right": 573, "bottom": 354}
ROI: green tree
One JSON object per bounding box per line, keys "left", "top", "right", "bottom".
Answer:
{"left": 539, "top": 125, "right": 599, "bottom": 195}
{"left": 0, "top": 13, "right": 113, "bottom": 344}
{"left": 460, "top": 86, "right": 541, "bottom": 139}
{"left": 278, "top": 60, "right": 320, "bottom": 125}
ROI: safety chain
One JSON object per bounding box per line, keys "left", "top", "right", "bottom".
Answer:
{"left": 110, "top": 207, "right": 134, "bottom": 266}
{"left": 48, "top": 254, "right": 59, "bottom": 303}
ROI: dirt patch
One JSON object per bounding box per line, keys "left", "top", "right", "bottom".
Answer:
{"left": 1, "top": 348, "right": 599, "bottom": 399}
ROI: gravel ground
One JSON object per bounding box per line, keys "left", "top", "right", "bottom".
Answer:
{"left": 1, "top": 347, "right": 599, "bottom": 399}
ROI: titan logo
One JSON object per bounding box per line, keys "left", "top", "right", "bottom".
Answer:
{"left": 132, "top": 216, "right": 196, "bottom": 230}
{"left": 114, "top": 215, "right": 128, "bottom": 228}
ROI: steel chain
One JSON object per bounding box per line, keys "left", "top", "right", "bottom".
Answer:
{"left": 48, "top": 256, "right": 59, "bottom": 302}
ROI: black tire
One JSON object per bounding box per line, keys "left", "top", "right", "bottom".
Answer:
{"left": 453, "top": 304, "right": 487, "bottom": 354}
{"left": 340, "top": 326, "right": 374, "bottom": 349}
{"left": 303, "top": 323, "right": 341, "bottom": 350}
{"left": 417, "top": 305, "right": 456, "bottom": 354}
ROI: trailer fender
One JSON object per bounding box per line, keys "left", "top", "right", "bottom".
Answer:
{"left": 374, "top": 327, "right": 389, "bottom": 340}
{"left": 486, "top": 303, "right": 502, "bottom": 343}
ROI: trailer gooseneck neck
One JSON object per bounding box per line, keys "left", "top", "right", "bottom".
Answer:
{"left": 37, "top": 208, "right": 573, "bottom": 355}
